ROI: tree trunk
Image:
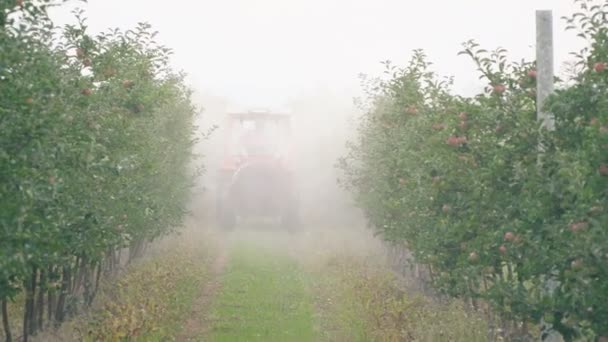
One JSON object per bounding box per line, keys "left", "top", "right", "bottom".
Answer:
{"left": 90, "top": 262, "right": 103, "bottom": 306}
{"left": 72, "top": 257, "right": 84, "bottom": 296}
{"left": 47, "top": 288, "right": 55, "bottom": 324}
{"left": 35, "top": 271, "right": 45, "bottom": 331}
{"left": 83, "top": 264, "right": 92, "bottom": 307}
{"left": 1, "top": 299, "right": 11, "bottom": 342}
{"left": 27, "top": 270, "right": 38, "bottom": 335}
{"left": 55, "top": 266, "right": 71, "bottom": 325}
{"left": 22, "top": 269, "right": 36, "bottom": 342}
{"left": 47, "top": 266, "right": 56, "bottom": 324}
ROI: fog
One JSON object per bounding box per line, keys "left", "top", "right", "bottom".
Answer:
{"left": 48, "top": 0, "right": 586, "bottom": 228}
{"left": 50, "top": 0, "right": 583, "bottom": 108}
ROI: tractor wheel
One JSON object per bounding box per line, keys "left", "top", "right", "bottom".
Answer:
{"left": 218, "top": 205, "right": 236, "bottom": 231}
{"left": 216, "top": 181, "right": 236, "bottom": 231}
{"left": 280, "top": 200, "right": 300, "bottom": 233}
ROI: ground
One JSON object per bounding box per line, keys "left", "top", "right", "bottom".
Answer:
{"left": 27, "top": 217, "right": 489, "bottom": 342}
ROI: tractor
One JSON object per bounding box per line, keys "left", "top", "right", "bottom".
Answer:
{"left": 215, "top": 110, "right": 299, "bottom": 231}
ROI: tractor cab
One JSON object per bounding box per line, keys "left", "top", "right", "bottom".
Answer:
{"left": 216, "top": 110, "right": 298, "bottom": 230}
{"left": 221, "top": 110, "right": 292, "bottom": 171}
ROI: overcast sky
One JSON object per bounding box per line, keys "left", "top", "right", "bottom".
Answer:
{"left": 49, "top": 0, "right": 587, "bottom": 109}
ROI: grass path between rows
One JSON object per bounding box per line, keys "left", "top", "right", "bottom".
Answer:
{"left": 176, "top": 243, "right": 229, "bottom": 341}
{"left": 204, "top": 241, "right": 316, "bottom": 342}
{"left": 39, "top": 227, "right": 489, "bottom": 341}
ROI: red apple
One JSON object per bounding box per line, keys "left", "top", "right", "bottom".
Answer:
{"left": 399, "top": 178, "right": 407, "bottom": 186}
{"left": 432, "top": 123, "right": 446, "bottom": 131}
{"left": 81, "top": 88, "right": 92, "bottom": 96}
{"left": 504, "top": 232, "right": 515, "bottom": 242}
{"left": 599, "top": 164, "right": 608, "bottom": 176}
{"left": 499, "top": 245, "right": 508, "bottom": 254}
{"left": 493, "top": 84, "right": 506, "bottom": 94}
{"left": 16, "top": 0, "right": 24, "bottom": 6}
{"left": 82, "top": 58, "right": 92, "bottom": 67}
{"left": 122, "top": 80, "right": 135, "bottom": 88}
{"left": 25, "top": 97, "right": 34, "bottom": 104}
{"left": 458, "top": 112, "right": 468, "bottom": 120}
{"left": 446, "top": 136, "right": 461, "bottom": 147}
{"left": 569, "top": 221, "right": 588, "bottom": 233}
{"left": 103, "top": 68, "right": 116, "bottom": 78}
{"left": 406, "top": 106, "right": 418, "bottom": 115}
{"left": 76, "top": 48, "right": 85, "bottom": 59}
{"left": 527, "top": 69, "right": 537, "bottom": 78}
{"left": 594, "top": 62, "right": 606, "bottom": 73}
{"left": 442, "top": 204, "right": 451, "bottom": 213}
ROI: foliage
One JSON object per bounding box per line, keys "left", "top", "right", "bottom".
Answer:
{"left": 338, "top": 0, "right": 608, "bottom": 340}
{"left": 0, "top": 1, "right": 198, "bottom": 340}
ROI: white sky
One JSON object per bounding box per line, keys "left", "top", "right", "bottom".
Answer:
{"left": 49, "top": 0, "right": 586, "bottom": 109}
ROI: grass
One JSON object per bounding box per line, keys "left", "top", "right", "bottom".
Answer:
{"left": 31, "top": 226, "right": 216, "bottom": 341}
{"left": 288, "top": 227, "right": 489, "bottom": 342}
{"left": 308, "top": 253, "right": 489, "bottom": 342}
{"left": 20, "top": 225, "right": 490, "bottom": 342}
{"left": 207, "top": 242, "right": 315, "bottom": 342}
{"left": 79, "top": 240, "right": 212, "bottom": 341}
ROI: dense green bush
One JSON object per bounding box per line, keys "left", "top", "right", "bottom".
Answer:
{"left": 1, "top": 1, "right": 197, "bottom": 340}
{"left": 339, "top": 1, "right": 608, "bottom": 340}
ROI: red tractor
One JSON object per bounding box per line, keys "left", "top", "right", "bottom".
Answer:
{"left": 215, "top": 110, "right": 299, "bottom": 230}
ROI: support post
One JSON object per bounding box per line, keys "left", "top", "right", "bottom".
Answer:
{"left": 536, "top": 10, "right": 555, "bottom": 131}
{"left": 536, "top": 11, "right": 561, "bottom": 342}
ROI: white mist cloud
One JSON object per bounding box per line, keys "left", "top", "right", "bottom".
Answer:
{"left": 49, "top": 0, "right": 585, "bottom": 108}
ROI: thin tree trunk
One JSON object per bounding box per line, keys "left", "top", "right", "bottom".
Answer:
{"left": 116, "top": 249, "right": 122, "bottom": 271}
{"left": 70, "top": 257, "right": 79, "bottom": 295}
{"left": 55, "top": 266, "right": 71, "bottom": 325}
{"left": 1, "top": 299, "right": 11, "bottom": 342}
{"left": 105, "top": 249, "right": 114, "bottom": 274}
{"left": 22, "top": 292, "right": 29, "bottom": 342}
{"left": 73, "top": 257, "right": 86, "bottom": 296}
{"left": 83, "top": 264, "right": 92, "bottom": 307}
{"left": 35, "top": 271, "right": 45, "bottom": 331}
{"left": 90, "top": 262, "right": 103, "bottom": 306}
{"left": 47, "top": 288, "right": 55, "bottom": 324}
{"left": 47, "top": 266, "right": 55, "bottom": 324}
{"left": 23, "top": 269, "right": 36, "bottom": 342}
{"left": 27, "top": 270, "right": 37, "bottom": 335}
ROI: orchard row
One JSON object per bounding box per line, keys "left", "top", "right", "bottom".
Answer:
{"left": 1, "top": 2, "right": 197, "bottom": 341}
{"left": 339, "top": 1, "right": 608, "bottom": 340}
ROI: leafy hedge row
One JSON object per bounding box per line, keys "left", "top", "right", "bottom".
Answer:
{"left": 339, "top": 1, "right": 608, "bottom": 340}
{"left": 1, "top": 2, "right": 197, "bottom": 340}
